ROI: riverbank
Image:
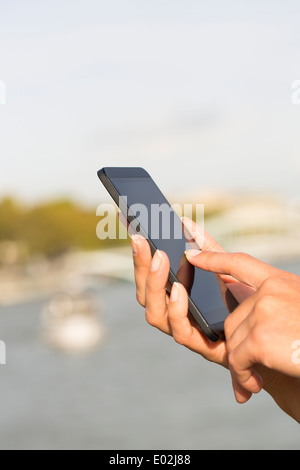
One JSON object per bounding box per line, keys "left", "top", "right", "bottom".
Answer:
{"left": 0, "top": 247, "right": 133, "bottom": 306}
{"left": 1, "top": 238, "right": 300, "bottom": 306}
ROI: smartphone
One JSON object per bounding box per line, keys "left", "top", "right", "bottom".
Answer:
{"left": 98, "top": 167, "right": 238, "bottom": 342}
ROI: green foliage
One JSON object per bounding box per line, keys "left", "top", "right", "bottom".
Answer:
{"left": 0, "top": 197, "right": 128, "bottom": 258}
{"left": 0, "top": 198, "right": 24, "bottom": 240}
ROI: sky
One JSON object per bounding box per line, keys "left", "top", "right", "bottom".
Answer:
{"left": 0, "top": 0, "right": 300, "bottom": 207}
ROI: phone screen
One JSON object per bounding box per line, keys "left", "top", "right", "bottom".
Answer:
{"left": 108, "top": 174, "right": 238, "bottom": 336}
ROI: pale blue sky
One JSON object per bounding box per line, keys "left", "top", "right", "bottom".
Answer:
{"left": 0, "top": 1, "right": 300, "bottom": 205}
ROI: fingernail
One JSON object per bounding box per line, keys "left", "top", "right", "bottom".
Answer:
{"left": 185, "top": 249, "right": 202, "bottom": 257}
{"left": 170, "top": 282, "right": 180, "bottom": 302}
{"left": 131, "top": 234, "right": 141, "bottom": 256}
{"left": 150, "top": 250, "right": 162, "bottom": 272}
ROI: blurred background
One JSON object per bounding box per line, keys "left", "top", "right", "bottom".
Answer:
{"left": 0, "top": 0, "right": 300, "bottom": 449}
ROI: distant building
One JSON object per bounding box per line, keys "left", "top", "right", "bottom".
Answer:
{"left": 205, "top": 197, "right": 300, "bottom": 262}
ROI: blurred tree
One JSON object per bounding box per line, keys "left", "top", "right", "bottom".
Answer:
{"left": 0, "top": 197, "right": 24, "bottom": 240}
{"left": 0, "top": 197, "right": 128, "bottom": 259}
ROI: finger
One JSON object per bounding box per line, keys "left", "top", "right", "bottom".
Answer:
{"left": 225, "top": 305, "right": 258, "bottom": 404}
{"left": 222, "top": 292, "right": 262, "bottom": 403}
{"left": 225, "top": 281, "right": 255, "bottom": 305}
{"left": 226, "top": 305, "right": 256, "bottom": 351}
{"left": 181, "top": 217, "right": 225, "bottom": 252}
{"left": 224, "top": 291, "right": 259, "bottom": 340}
{"left": 229, "top": 373, "right": 253, "bottom": 404}
{"left": 168, "top": 282, "right": 228, "bottom": 365}
{"left": 145, "top": 250, "right": 172, "bottom": 335}
{"left": 228, "top": 335, "right": 264, "bottom": 400}
{"left": 176, "top": 253, "right": 195, "bottom": 294}
{"left": 185, "top": 251, "right": 281, "bottom": 290}
{"left": 131, "top": 235, "right": 152, "bottom": 307}
{"left": 168, "top": 282, "right": 196, "bottom": 347}
{"left": 181, "top": 217, "right": 243, "bottom": 287}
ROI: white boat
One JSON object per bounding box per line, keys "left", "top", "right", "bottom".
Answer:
{"left": 40, "top": 291, "right": 106, "bottom": 353}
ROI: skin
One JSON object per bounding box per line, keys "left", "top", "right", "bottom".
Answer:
{"left": 131, "top": 217, "right": 300, "bottom": 423}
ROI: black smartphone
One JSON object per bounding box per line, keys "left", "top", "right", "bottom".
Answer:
{"left": 97, "top": 167, "right": 238, "bottom": 342}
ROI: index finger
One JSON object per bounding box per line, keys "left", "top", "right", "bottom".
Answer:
{"left": 181, "top": 217, "right": 225, "bottom": 252}
{"left": 185, "top": 251, "right": 282, "bottom": 289}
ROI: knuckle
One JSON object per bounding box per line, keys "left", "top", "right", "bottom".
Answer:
{"left": 225, "top": 337, "right": 234, "bottom": 355}
{"left": 172, "top": 333, "right": 187, "bottom": 346}
{"left": 232, "top": 252, "right": 252, "bottom": 268}
{"left": 227, "top": 350, "right": 236, "bottom": 370}
{"left": 260, "top": 275, "right": 279, "bottom": 293}
{"left": 145, "top": 278, "right": 156, "bottom": 295}
{"left": 145, "top": 307, "right": 157, "bottom": 327}
{"left": 254, "top": 294, "right": 273, "bottom": 317}
{"left": 249, "top": 326, "right": 269, "bottom": 365}
{"left": 134, "top": 262, "right": 147, "bottom": 275}
{"left": 250, "top": 324, "right": 265, "bottom": 346}
{"left": 136, "top": 290, "right": 145, "bottom": 307}
{"left": 224, "top": 315, "right": 233, "bottom": 338}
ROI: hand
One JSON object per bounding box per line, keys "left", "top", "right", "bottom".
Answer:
{"left": 130, "top": 217, "right": 254, "bottom": 367}
{"left": 186, "top": 249, "right": 300, "bottom": 422}
{"left": 131, "top": 217, "right": 300, "bottom": 422}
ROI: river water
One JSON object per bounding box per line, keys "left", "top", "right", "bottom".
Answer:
{"left": 0, "top": 260, "right": 299, "bottom": 449}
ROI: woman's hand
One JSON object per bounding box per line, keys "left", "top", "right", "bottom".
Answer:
{"left": 131, "top": 217, "right": 300, "bottom": 422}
{"left": 130, "top": 217, "right": 253, "bottom": 367}
{"left": 185, "top": 249, "right": 300, "bottom": 421}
